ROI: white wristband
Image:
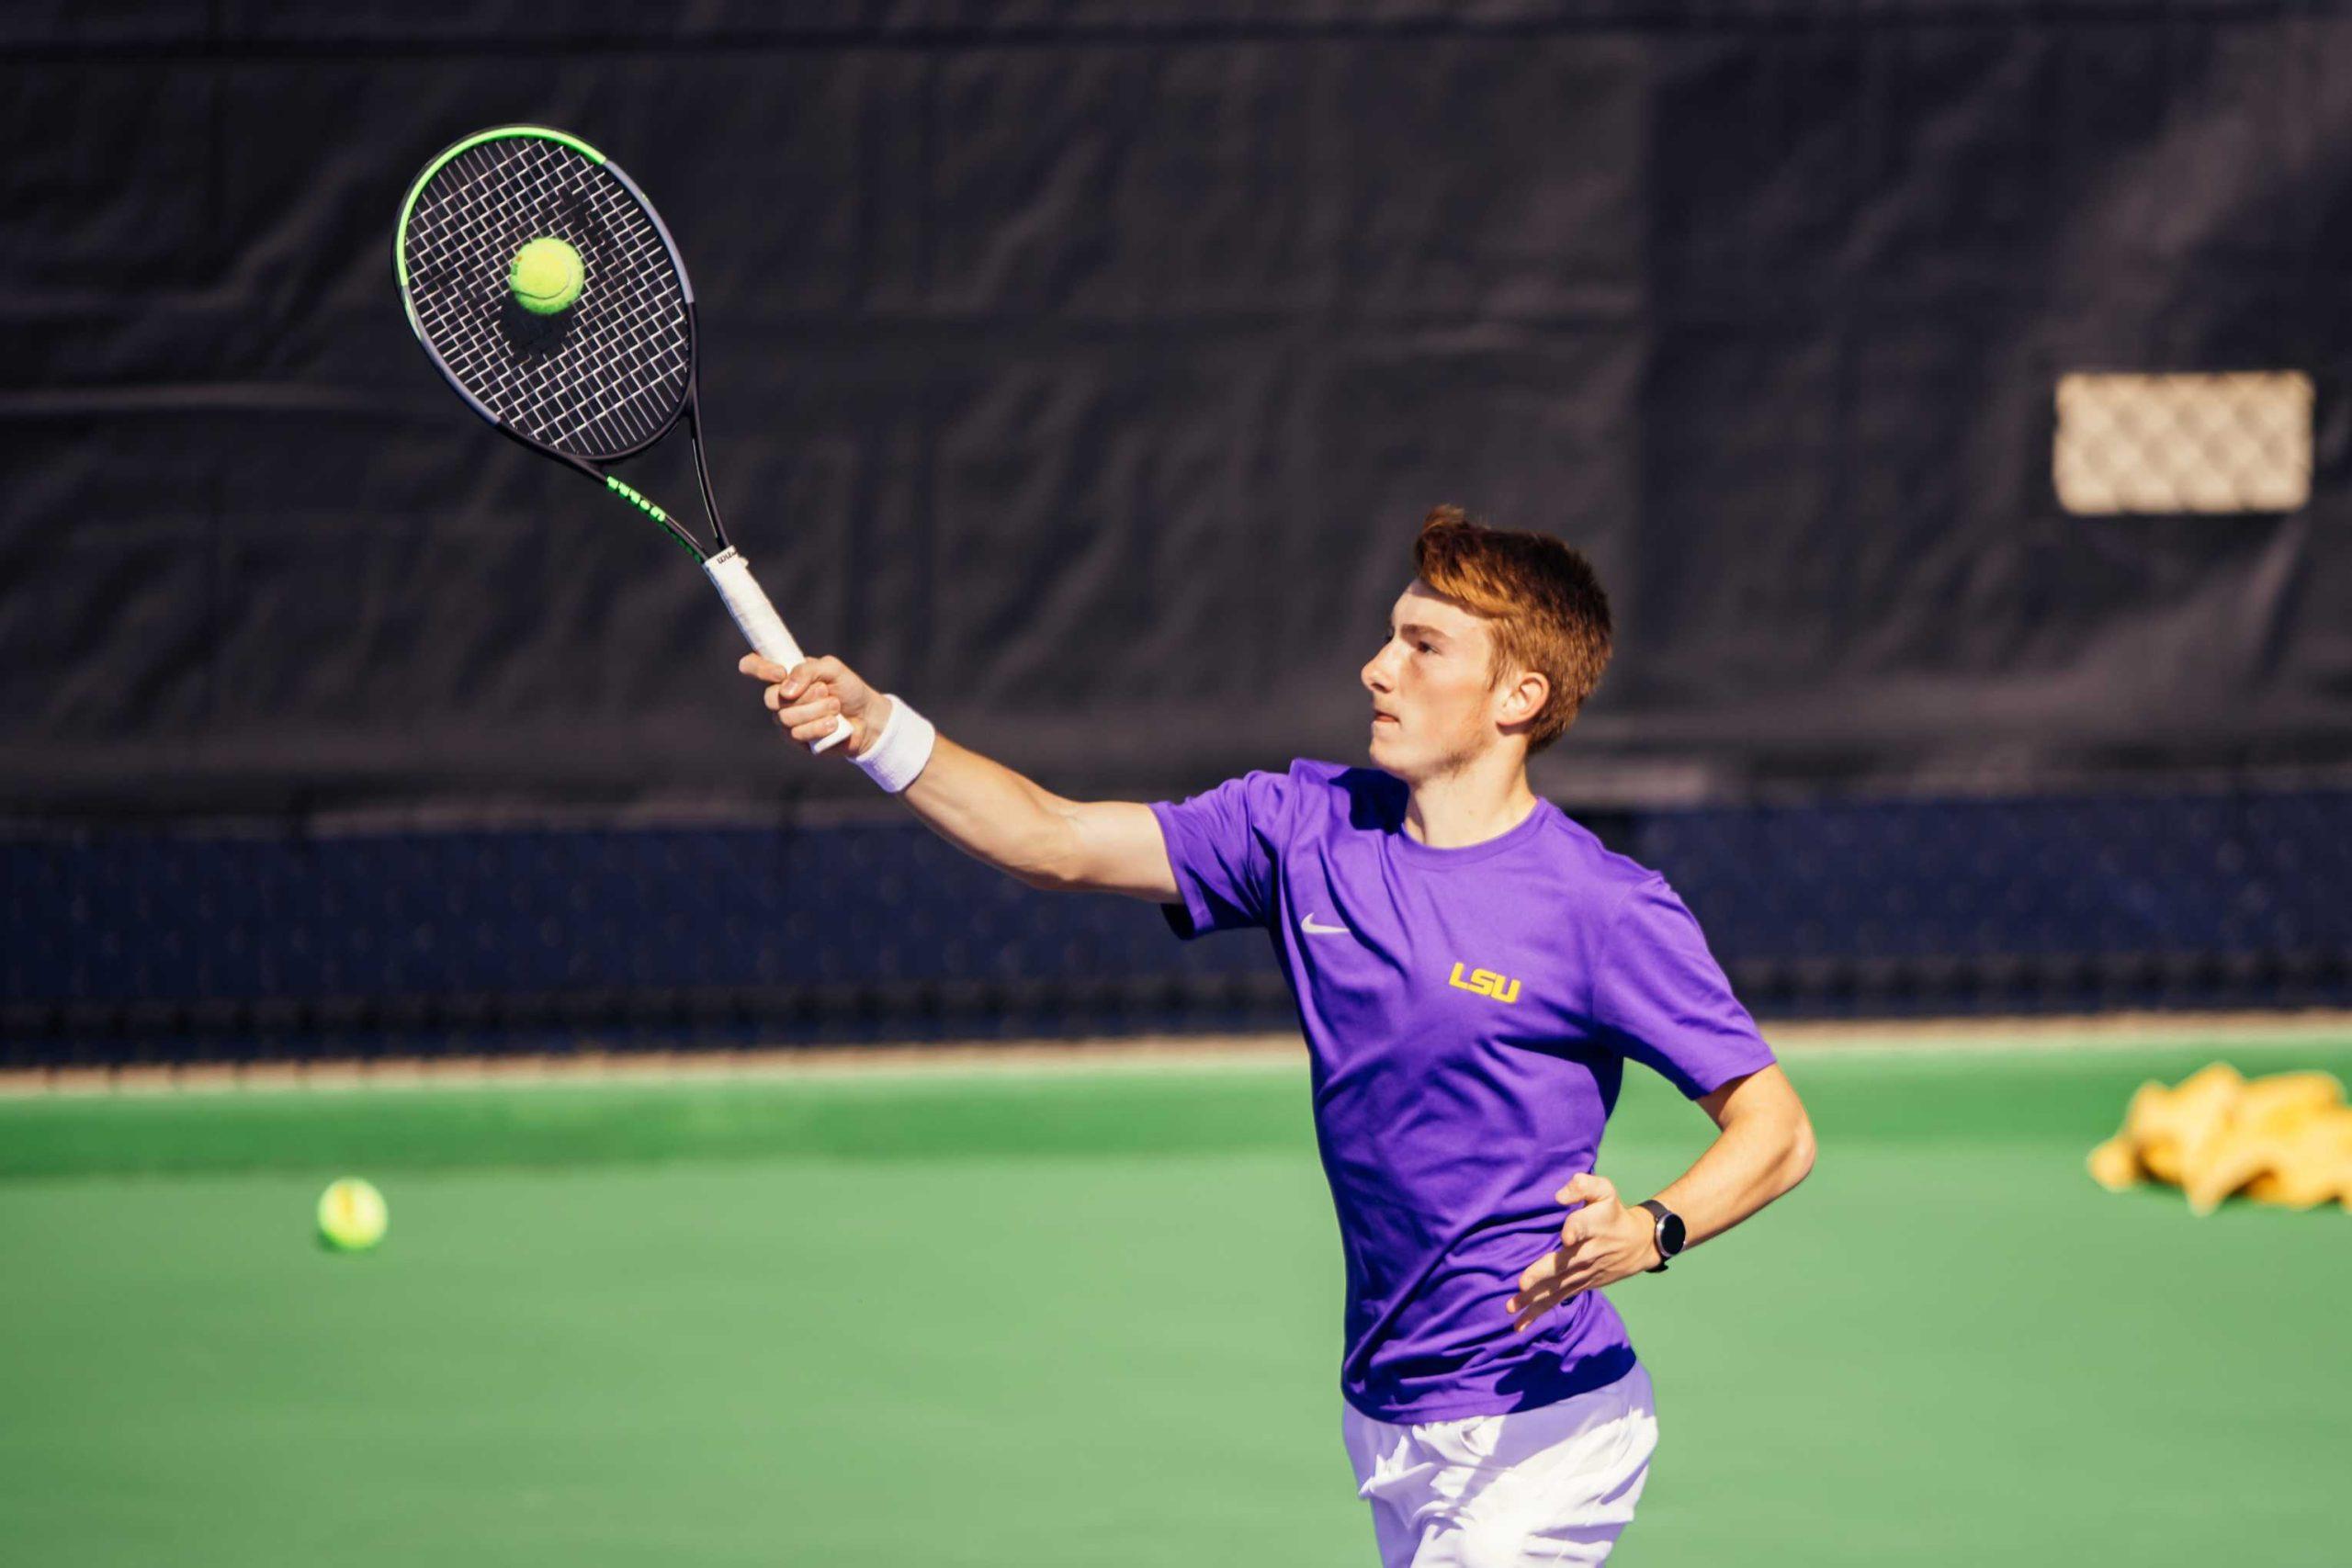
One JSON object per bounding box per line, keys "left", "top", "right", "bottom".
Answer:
{"left": 853, "top": 694, "right": 936, "bottom": 795}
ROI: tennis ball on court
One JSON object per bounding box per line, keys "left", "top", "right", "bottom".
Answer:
{"left": 509, "top": 236, "right": 583, "bottom": 314}
{"left": 316, "top": 1177, "right": 389, "bottom": 1253}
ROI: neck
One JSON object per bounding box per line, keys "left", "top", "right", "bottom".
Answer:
{"left": 1402, "top": 748, "right": 1541, "bottom": 849}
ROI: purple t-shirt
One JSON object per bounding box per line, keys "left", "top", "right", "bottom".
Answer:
{"left": 1150, "top": 760, "right": 1776, "bottom": 1424}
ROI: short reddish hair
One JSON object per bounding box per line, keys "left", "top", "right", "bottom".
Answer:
{"left": 1412, "top": 504, "right": 1612, "bottom": 752}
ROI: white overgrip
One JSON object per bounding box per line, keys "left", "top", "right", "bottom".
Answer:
{"left": 704, "top": 547, "right": 853, "bottom": 754}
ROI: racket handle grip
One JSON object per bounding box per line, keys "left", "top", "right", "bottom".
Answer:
{"left": 705, "top": 547, "right": 854, "bottom": 755}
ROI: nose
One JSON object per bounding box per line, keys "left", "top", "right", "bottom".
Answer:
{"left": 1363, "top": 643, "right": 1396, "bottom": 696}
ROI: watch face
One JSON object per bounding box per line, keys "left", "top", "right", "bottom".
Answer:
{"left": 1657, "top": 1211, "right": 1688, "bottom": 1256}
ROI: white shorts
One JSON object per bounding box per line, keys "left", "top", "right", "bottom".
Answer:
{"left": 1340, "top": 1364, "right": 1657, "bottom": 1568}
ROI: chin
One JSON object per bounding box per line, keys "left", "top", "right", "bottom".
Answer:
{"left": 1368, "top": 730, "right": 1420, "bottom": 780}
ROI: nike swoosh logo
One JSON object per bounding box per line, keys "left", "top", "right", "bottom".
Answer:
{"left": 1301, "top": 913, "right": 1351, "bottom": 936}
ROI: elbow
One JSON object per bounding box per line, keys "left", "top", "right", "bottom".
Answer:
{"left": 1014, "top": 863, "right": 1082, "bottom": 894}
{"left": 1782, "top": 1115, "right": 1818, "bottom": 1192}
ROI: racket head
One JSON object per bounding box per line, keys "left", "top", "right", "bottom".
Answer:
{"left": 395, "top": 127, "right": 696, "bottom": 464}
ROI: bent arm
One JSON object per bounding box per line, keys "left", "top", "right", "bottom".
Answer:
{"left": 1508, "top": 1060, "right": 1815, "bottom": 1328}
{"left": 1650, "top": 1062, "right": 1816, "bottom": 1250}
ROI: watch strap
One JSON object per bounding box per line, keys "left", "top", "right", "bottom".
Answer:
{"left": 1636, "top": 1199, "right": 1679, "bottom": 1272}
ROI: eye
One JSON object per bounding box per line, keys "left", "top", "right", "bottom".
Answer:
{"left": 1416, "top": 640, "right": 1437, "bottom": 655}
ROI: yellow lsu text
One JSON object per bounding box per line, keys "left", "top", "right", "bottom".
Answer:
{"left": 1447, "top": 962, "right": 1521, "bottom": 1004}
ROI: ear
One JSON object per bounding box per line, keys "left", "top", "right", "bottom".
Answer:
{"left": 1497, "top": 670, "right": 1550, "bottom": 729}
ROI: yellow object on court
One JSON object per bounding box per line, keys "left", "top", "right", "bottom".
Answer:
{"left": 2088, "top": 1066, "right": 2352, "bottom": 1214}
{"left": 316, "top": 1177, "right": 390, "bottom": 1251}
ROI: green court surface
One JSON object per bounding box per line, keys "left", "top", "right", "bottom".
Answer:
{"left": 4, "top": 1032, "right": 2348, "bottom": 1567}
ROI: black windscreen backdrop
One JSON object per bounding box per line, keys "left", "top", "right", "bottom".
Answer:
{"left": 7, "top": 3, "right": 2350, "bottom": 820}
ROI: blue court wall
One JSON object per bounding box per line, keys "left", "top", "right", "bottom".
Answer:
{"left": 9, "top": 784, "right": 2348, "bottom": 1066}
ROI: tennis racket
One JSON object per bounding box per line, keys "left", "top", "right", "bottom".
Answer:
{"left": 393, "top": 124, "right": 851, "bottom": 752}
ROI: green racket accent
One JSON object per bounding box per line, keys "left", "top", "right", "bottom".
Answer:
{"left": 393, "top": 127, "right": 605, "bottom": 289}
{"left": 606, "top": 476, "right": 707, "bottom": 562}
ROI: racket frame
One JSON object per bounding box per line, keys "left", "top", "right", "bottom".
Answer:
{"left": 395, "top": 126, "right": 710, "bottom": 560}
{"left": 395, "top": 125, "right": 852, "bottom": 751}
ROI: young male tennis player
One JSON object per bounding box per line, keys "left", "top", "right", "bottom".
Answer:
{"left": 741, "top": 506, "right": 1815, "bottom": 1566}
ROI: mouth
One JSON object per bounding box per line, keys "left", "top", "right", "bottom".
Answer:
{"left": 1371, "top": 709, "right": 1399, "bottom": 728}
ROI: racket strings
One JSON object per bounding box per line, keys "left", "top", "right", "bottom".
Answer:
{"left": 403, "top": 136, "right": 691, "bottom": 461}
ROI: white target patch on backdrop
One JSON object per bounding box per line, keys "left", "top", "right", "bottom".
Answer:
{"left": 2054, "top": 371, "right": 2312, "bottom": 516}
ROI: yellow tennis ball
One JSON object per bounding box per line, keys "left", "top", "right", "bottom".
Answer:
{"left": 509, "top": 236, "right": 583, "bottom": 314}
{"left": 317, "top": 1178, "right": 389, "bottom": 1252}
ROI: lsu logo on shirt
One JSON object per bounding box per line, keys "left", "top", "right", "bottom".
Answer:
{"left": 1447, "top": 962, "right": 1522, "bottom": 1005}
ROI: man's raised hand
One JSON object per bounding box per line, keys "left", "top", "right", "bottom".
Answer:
{"left": 740, "top": 652, "right": 889, "bottom": 755}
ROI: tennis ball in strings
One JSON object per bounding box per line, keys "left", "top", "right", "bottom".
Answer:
{"left": 509, "top": 236, "right": 583, "bottom": 314}
{"left": 316, "top": 1177, "right": 390, "bottom": 1253}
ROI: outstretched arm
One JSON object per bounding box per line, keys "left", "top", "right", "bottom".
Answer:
{"left": 740, "top": 653, "right": 1179, "bottom": 902}
{"left": 1507, "top": 1064, "right": 1815, "bottom": 1331}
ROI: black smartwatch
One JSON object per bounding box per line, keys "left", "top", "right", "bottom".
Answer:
{"left": 1636, "top": 1200, "right": 1686, "bottom": 1272}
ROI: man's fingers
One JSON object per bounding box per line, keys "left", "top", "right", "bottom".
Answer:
{"left": 741, "top": 651, "right": 865, "bottom": 757}
{"left": 1514, "top": 1253, "right": 1591, "bottom": 1302}
{"left": 1515, "top": 1243, "right": 1589, "bottom": 1296}
{"left": 1555, "top": 1172, "right": 1618, "bottom": 1207}
{"left": 1510, "top": 1174, "right": 1643, "bottom": 1333}
{"left": 767, "top": 679, "right": 830, "bottom": 710}
{"left": 768, "top": 680, "right": 831, "bottom": 714}
{"left": 1517, "top": 1249, "right": 1562, "bottom": 1293}
{"left": 788, "top": 705, "right": 843, "bottom": 744}
{"left": 786, "top": 656, "right": 846, "bottom": 694}
{"left": 771, "top": 658, "right": 851, "bottom": 705}
{"left": 1510, "top": 1270, "right": 1600, "bottom": 1331}
{"left": 779, "top": 696, "right": 842, "bottom": 733}
{"left": 1511, "top": 1287, "right": 1567, "bottom": 1330}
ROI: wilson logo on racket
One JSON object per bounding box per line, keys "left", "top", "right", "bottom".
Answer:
{"left": 1446, "top": 963, "right": 1522, "bottom": 1005}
